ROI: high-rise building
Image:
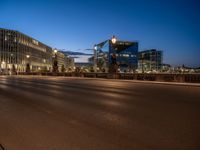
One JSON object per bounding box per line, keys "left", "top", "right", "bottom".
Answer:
{"left": 138, "top": 49, "right": 163, "bottom": 73}
{"left": 94, "top": 36, "right": 138, "bottom": 73}
{"left": 0, "top": 28, "right": 53, "bottom": 73}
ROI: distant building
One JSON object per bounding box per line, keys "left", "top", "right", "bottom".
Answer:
{"left": 174, "top": 65, "right": 200, "bottom": 74}
{"left": 138, "top": 49, "right": 163, "bottom": 73}
{"left": 62, "top": 51, "right": 93, "bottom": 69}
{"left": 95, "top": 36, "right": 138, "bottom": 72}
{"left": 0, "top": 28, "right": 52, "bottom": 73}
{"left": 53, "top": 50, "right": 75, "bottom": 72}
{"left": 60, "top": 51, "right": 75, "bottom": 71}
{"left": 162, "top": 64, "right": 171, "bottom": 72}
{"left": 53, "top": 50, "right": 66, "bottom": 72}
{"left": 65, "top": 56, "right": 75, "bottom": 71}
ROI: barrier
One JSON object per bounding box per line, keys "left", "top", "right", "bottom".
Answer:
{"left": 8, "top": 72, "right": 200, "bottom": 83}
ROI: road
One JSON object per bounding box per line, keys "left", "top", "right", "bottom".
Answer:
{"left": 0, "top": 76, "right": 200, "bottom": 150}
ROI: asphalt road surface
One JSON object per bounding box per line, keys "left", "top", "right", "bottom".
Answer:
{"left": 0, "top": 76, "right": 200, "bottom": 150}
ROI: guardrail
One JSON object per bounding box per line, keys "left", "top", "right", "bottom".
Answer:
{"left": 8, "top": 72, "right": 200, "bottom": 83}
{"left": 1, "top": 72, "right": 199, "bottom": 83}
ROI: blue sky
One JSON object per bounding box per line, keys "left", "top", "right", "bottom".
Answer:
{"left": 1, "top": 0, "right": 200, "bottom": 67}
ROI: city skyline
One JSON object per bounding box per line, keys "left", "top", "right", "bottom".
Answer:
{"left": 1, "top": 0, "right": 200, "bottom": 67}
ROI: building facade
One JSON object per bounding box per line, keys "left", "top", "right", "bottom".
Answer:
{"left": 64, "top": 56, "right": 75, "bottom": 72}
{"left": 56, "top": 50, "right": 75, "bottom": 72}
{"left": 138, "top": 49, "right": 163, "bottom": 73}
{"left": 0, "top": 28, "right": 53, "bottom": 73}
{"left": 94, "top": 37, "right": 138, "bottom": 73}
{"left": 53, "top": 50, "right": 66, "bottom": 72}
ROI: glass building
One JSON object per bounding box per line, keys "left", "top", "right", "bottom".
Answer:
{"left": 0, "top": 28, "right": 53, "bottom": 73}
{"left": 94, "top": 37, "right": 138, "bottom": 72}
{"left": 138, "top": 49, "right": 163, "bottom": 73}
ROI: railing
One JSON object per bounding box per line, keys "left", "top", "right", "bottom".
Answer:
{"left": 1, "top": 72, "right": 200, "bottom": 83}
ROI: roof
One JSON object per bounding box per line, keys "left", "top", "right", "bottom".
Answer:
{"left": 0, "top": 28, "right": 52, "bottom": 49}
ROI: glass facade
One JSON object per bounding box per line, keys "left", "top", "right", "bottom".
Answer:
{"left": 0, "top": 28, "right": 53, "bottom": 73}
{"left": 95, "top": 40, "right": 138, "bottom": 72}
{"left": 138, "top": 49, "right": 163, "bottom": 72}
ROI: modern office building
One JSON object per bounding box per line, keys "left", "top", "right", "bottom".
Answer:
{"left": 94, "top": 36, "right": 138, "bottom": 73}
{"left": 0, "top": 28, "right": 53, "bottom": 73}
{"left": 138, "top": 49, "right": 163, "bottom": 72}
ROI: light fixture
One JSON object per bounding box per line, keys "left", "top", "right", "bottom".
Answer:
{"left": 94, "top": 45, "right": 97, "bottom": 51}
{"left": 26, "top": 55, "right": 30, "bottom": 58}
{"left": 54, "top": 49, "right": 58, "bottom": 53}
{"left": 111, "top": 35, "right": 117, "bottom": 44}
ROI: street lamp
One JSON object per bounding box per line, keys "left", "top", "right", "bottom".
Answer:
{"left": 94, "top": 44, "right": 97, "bottom": 72}
{"left": 94, "top": 45, "right": 97, "bottom": 51}
{"left": 26, "top": 55, "right": 31, "bottom": 73}
{"left": 54, "top": 49, "right": 58, "bottom": 53}
{"left": 141, "top": 53, "right": 144, "bottom": 74}
{"left": 53, "top": 49, "right": 58, "bottom": 73}
{"left": 110, "top": 36, "right": 118, "bottom": 74}
{"left": 111, "top": 35, "right": 117, "bottom": 44}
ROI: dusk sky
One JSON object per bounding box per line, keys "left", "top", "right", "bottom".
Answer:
{"left": 1, "top": 0, "right": 200, "bottom": 67}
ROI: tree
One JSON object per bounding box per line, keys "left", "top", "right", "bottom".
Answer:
{"left": 109, "top": 54, "right": 118, "bottom": 73}
{"left": 26, "top": 63, "right": 30, "bottom": 73}
{"left": 111, "top": 54, "right": 117, "bottom": 65}
{"left": 12, "top": 64, "right": 16, "bottom": 74}
{"left": 97, "top": 58, "right": 104, "bottom": 72}
{"left": 53, "top": 54, "right": 58, "bottom": 73}
{"left": 61, "top": 64, "right": 65, "bottom": 73}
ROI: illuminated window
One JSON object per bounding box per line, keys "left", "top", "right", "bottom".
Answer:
{"left": 123, "top": 54, "right": 129, "bottom": 57}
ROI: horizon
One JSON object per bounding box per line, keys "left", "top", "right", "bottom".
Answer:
{"left": 1, "top": 0, "right": 200, "bottom": 67}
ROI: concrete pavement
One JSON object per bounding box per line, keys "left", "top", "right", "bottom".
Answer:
{"left": 0, "top": 76, "right": 200, "bottom": 150}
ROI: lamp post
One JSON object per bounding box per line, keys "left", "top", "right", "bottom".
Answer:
{"left": 54, "top": 49, "right": 58, "bottom": 53}
{"left": 53, "top": 49, "right": 58, "bottom": 73}
{"left": 110, "top": 35, "right": 117, "bottom": 74}
{"left": 111, "top": 35, "right": 117, "bottom": 44}
{"left": 94, "top": 44, "right": 97, "bottom": 72}
{"left": 26, "top": 55, "right": 31, "bottom": 73}
{"left": 141, "top": 53, "right": 144, "bottom": 74}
